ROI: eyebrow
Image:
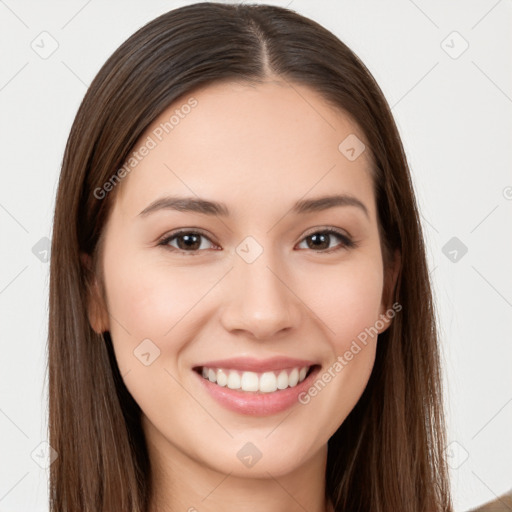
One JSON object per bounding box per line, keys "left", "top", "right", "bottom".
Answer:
{"left": 137, "top": 194, "right": 369, "bottom": 219}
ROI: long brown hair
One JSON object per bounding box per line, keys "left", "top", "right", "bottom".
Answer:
{"left": 48, "top": 2, "right": 453, "bottom": 511}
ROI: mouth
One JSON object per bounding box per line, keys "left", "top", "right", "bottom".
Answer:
{"left": 192, "top": 364, "right": 320, "bottom": 394}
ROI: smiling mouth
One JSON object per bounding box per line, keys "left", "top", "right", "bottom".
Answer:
{"left": 193, "top": 365, "right": 320, "bottom": 394}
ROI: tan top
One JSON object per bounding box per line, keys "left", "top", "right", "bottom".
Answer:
{"left": 468, "top": 491, "right": 512, "bottom": 512}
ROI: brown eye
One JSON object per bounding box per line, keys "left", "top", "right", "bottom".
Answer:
{"left": 159, "top": 230, "right": 216, "bottom": 254}
{"left": 158, "top": 227, "right": 356, "bottom": 256}
{"left": 297, "top": 229, "right": 355, "bottom": 253}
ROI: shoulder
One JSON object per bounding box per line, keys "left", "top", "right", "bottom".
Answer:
{"left": 468, "top": 490, "right": 512, "bottom": 512}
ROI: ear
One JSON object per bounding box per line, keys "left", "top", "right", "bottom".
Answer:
{"left": 80, "top": 252, "right": 110, "bottom": 334}
{"left": 377, "top": 248, "right": 401, "bottom": 335}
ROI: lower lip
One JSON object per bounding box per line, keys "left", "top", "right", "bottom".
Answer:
{"left": 193, "top": 366, "right": 321, "bottom": 416}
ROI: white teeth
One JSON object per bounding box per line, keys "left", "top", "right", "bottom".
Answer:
{"left": 288, "top": 368, "right": 299, "bottom": 387}
{"left": 216, "top": 369, "right": 228, "bottom": 387}
{"left": 259, "top": 372, "right": 277, "bottom": 393}
{"left": 199, "top": 365, "right": 311, "bottom": 392}
{"left": 276, "top": 370, "right": 288, "bottom": 390}
{"left": 227, "top": 371, "right": 241, "bottom": 389}
{"left": 240, "top": 371, "right": 259, "bottom": 391}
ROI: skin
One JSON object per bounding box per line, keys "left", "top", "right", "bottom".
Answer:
{"left": 85, "top": 78, "right": 400, "bottom": 512}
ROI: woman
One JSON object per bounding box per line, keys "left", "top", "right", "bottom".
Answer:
{"left": 48, "top": 2, "right": 453, "bottom": 511}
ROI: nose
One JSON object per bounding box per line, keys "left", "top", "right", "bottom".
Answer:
{"left": 219, "top": 248, "right": 302, "bottom": 340}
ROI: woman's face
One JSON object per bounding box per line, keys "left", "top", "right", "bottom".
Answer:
{"left": 88, "top": 79, "right": 397, "bottom": 478}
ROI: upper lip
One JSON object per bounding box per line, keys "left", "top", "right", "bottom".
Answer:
{"left": 193, "top": 356, "right": 319, "bottom": 373}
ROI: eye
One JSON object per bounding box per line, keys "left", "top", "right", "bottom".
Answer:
{"left": 296, "top": 228, "right": 356, "bottom": 253}
{"left": 157, "top": 227, "right": 356, "bottom": 255}
{"left": 158, "top": 230, "right": 217, "bottom": 255}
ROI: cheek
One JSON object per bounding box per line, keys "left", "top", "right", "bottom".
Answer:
{"left": 103, "top": 252, "right": 207, "bottom": 340}
{"left": 104, "top": 245, "right": 383, "bottom": 354}
{"left": 102, "top": 252, "right": 211, "bottom": 404}
{"left": 300, "top": 256, "right": 384, "bottom": 350}
{"left": 294, "top": 259, "right": 383, "bottom": 434}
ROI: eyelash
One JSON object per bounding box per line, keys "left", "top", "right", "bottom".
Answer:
{"left": 157, "top": 227, "right": 357, "bottom": 256}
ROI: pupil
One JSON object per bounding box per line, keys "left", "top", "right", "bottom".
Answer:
{"left": 179, "top": 234, "right": 199, "bottom": 250}
{"left": 310, "top": 233, "right": 328, "bottom": 250}
{"left": 175, "top": 233, "right": 332, "bottom": 251}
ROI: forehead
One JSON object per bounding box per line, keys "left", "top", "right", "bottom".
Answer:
{"left": 113, "top": 79, "right": 375, "bottom": 222}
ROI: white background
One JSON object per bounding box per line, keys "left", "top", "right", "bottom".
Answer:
{"left": 0, "top": 1, "right": 511, "bottom": 510}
